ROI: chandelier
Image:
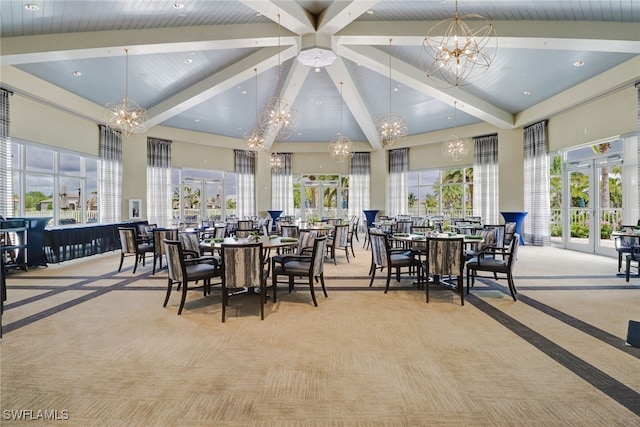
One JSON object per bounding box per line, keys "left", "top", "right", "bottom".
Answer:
{"left": 328, "top": 82, "right": 354, "bottom": 163}
{"left": 442, "top": 101, "right": 470, "bottom": 161}
{"left": 242, "top": 68, "right": 266, "bottom": 156}
{"left": 422, "top": 0, "right": 497, "bottom": 87}
{"left": 103, "top": 49, "right": 148, "bottom": 138}
{"left": 259, "top": 14, "right": 298, "bottom": 140}
{"left": 376, "top": 39, "right": 407, "bottom": 148}
{"left": 269, "top": 152, "right": 285, "bottom": 171}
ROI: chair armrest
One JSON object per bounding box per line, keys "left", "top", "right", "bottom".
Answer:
{"left": 182, "top": 249, "right": 200, "bottom": 259}
{"left": 276, "top": 254, "right": 312, "bottom": 264}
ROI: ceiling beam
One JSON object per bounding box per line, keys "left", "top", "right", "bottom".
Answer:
{"left": 146, "top": 45, "right": 298, "bottom": 127}
{"left": 325, "top": 57, "right": 382, "bottom": 150}
{"left": 338, "top": 44, "right": 515, "bottom": 129}
{"left": 262, "top": 57, "right": 310, "bottom": 149}
{"left": 0, "top": 24, "right": 298, "bottom": 65}
{"left": 335, "top": 21, "right": 640, "bottom": 53}
{"left": 238, "top": 0, "right": 315, "bottom": 34}
{"left": 317, "top": 0, "right": 382, "bottom": 35}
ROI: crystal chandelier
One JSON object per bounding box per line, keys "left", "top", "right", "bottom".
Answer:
{"left": 328, "top": 82, "right": 354, "bottom": 163}
{"left": 259, "top": 14, "right": 298, "bottom": 140}
{"left": 242, "top": 68, "right": 266, "bottom": 156}
{"left": 269, "top": 152, "right": 285, "bottom": 171}
{"left": 442, "top": 101, "right": 470, "bottom": 161}
{"left": 103, "top": 49, "right": 148, "bottom": 138}
{"left": 421, "top": 0, "right": 497, "bottom": 87}
{"left": 376, "top": 39, "right": 407, "bottom": 148}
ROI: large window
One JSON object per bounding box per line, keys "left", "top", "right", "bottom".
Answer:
{"left": 293, "top": 174, "right": 349, "bottom": 221}
{"left": 407, "top": 166, "right": 474, "bottom": 220}
{"left": 12, "top": 141, "right": 100, "bottom": 226}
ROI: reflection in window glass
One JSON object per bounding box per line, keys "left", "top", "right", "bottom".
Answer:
{"left": 60, "top": 152, "right": 81, "bottom": 176}
{"left": 12, "top": 171, "right": 20, "bottom": 217}
{"left": 86, "top": 179, "right": 98, "bottom": 223}
{"left": 25, "top": 173, "right": 54, "bottom": 214}
{"left": 25, "top": 145, "right": 54, "bottom": 172}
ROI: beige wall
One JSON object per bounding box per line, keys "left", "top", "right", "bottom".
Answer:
{"left": 8, "top": 82, "right": 637, "bottom": 221}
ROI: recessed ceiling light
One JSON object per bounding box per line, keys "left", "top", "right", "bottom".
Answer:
{"left": 173, "top": 3, "right": 184, "bottom": 9}
{"left": 314, "top": 67, "right": 321, "bottom": 73}
{"left": 72, "top": 71, "right": 82, "bottom": 77}
{"left": 574, "top": 61, "right": 584, "bottom": 67}
{"left": 25, "top": 4, "right": 39, "bottom": 11}
{"left": 184, "top": 58, "right": 193, "bottom": 64}
{"left": 393, "top": 87, "right": 400, "bottom": 92}
{"left": 194, "top": 118, "right": 200, "bottom": 123}
{"left": 367, "top": 9, "right": 374, "bottom": 14}
{"left": 240, "top": 90, "right": 247, "bottom": 95}
{"left": 523, "top": 90, "right": 531, "bottom": 95}
{"left": 316, "top": 101, "right": 322, "bottom": 105}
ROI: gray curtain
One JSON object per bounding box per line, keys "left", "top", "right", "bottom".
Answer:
{"left": 637, "top": 82, "right": 640, "bottom": 219}
{"left": 0, "top": 89, "right": 12, "bottom": 218}
{"left": 349, "top": 152, "right": 370, "bottom": 228}
{"left": 147, "top": 137, "right": 172, "bottom": 228}
{"left": 235, "top": 150, "right": 255, "bottom": 218}
{"left": 472, "top": 134, "right": 499, "bottom": 224}
{"left": 523, "top": 121, "right": 550, "bottom": 245}
{"left": 271, "top": 153, "right": 293, "bottom": 214}
{"left": 99, "top": 125, "right": 122, "bottom": 223}
{"left": 388, "top": 148, "right": 408, "bottom": 217}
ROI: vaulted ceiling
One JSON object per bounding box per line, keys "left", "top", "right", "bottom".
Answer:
{"left": 1, "top": 0, "right": 638, "bottom": 151}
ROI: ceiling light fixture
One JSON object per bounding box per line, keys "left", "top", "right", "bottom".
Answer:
{"left": 24, "top": 4, "right": 39, "bottom": 11}
{"left": 269, "top": 152, "right": 285, "bottom": 171}
{"left": 259, "top": 13, "right": 298, "bottom": 140}
{"left": 103, "top": 49, "right": 148, "bottom": 138}
{"left": 242, "top": 68, "right": 266, "bottom": 157}
{"left": 421, "top": 0, "right": 497, "bottom": 87}
{"left": 296, "top": 48, "right": 337, "bottom": 69}
{"left": 442, "top": 101, "right": 470, "bottom": 161}
{"left": 376, "top": 38, "right": 407, "bottom": 148}
{"left": 328, "top": 82, "right": 354, "bottom": 163}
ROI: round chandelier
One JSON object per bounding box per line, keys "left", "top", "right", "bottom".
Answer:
{"left": 328, "top": 82, "right": 354, "bottom": 163}
{"left": 376, "top": 39, "right": 407, "bottom": 148}
{"left": 103, "top": 49, "right": 148, "bottom": 138}
{"left": 269, "top": 152, "right": 285, "bottom": 171}
{"left": 442, "top": 101, "right": 470, "bottom": 161}
{"left": 242, "top": 68, "right": 266, "bottom": 156}
{"left": 259, "top": 14, "right": 298, "bottom": 141}
{"left": 421, "top": 0, "right": 497, "bottom": 87}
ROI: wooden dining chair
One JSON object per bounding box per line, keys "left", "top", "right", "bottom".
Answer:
{"left": 271, "top": 236, "right": 328, "bottom": 307}
{"left": 421, "top": 237, "right": 465, "bottom": 305}
{"left": 220, "top": 242, "right": 270, "bottom": 322}
{"left": 466, "top": 234, "right": 520, "bottom": 301}
{"left": 327, "top": 223, "right": 350, "bottom": 264}
{"left": 162, "top": 239, "right": 219, "bottom": 315}
{"left": 368, "top": 230, "right": 421, "bottom": 293}
{"left": 117, "top": 227, "right": 154, "bottom": 273}
{"left": 152, "top": 228, "right": 178, "bottom": 274}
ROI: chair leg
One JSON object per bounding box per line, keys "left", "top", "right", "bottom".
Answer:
{"left": 318, "top": 273, "right": 328, "bottom": 297}
{"left": 457, "top": 275, "right": 464, "bottom": 306}
{"left": 221, "top": 288, "right": 227, "bottom": 322}
{"left": 118, "top": 253, "right": 125, "bottom": 272}
{"left": 132, "top": 254, "right": 139, "bottom": 273}
{"left": 272, "top": 274, "right": 278, "bottom": 303}
{"left": 177, "top": 279, "right": 188, "bottom": 315}
{"left": 163, "top": 278, "right": 173, "bottom": 307}
{"left": 260, "top": 285, "right": 265, "bottom": 320}
{"left": 344, "top": 247, "right": 350, "bottom": 263}
{"left": 368, "top": 265, "right": 377, "bottom": 287}
{"left": 507, "top": 273, "right": 517, "bottom": 301}
{"left": 308, "top": 275, "right": 318, "bottom": 307}
{"left": 619, "top": 252, "right": 623, "bottom": 272}
{"left": 626, "top": 258, "right": 631, "bottom": 282}
{"left": 153, "top": 255, "right": 158, "bottom": 275}
{"left": 384, "top": 269, "right": 392, "bottom": 294}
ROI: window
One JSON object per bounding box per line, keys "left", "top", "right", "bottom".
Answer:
{"left": 12, "top": 141, "right": 100, "bottom": 226}
{"left": 407, "top": 166, "right": 473, "bottom": 223}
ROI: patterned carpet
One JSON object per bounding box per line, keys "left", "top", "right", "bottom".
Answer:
{"left": 1, "top": 241, "right": 639, "bottom": 426}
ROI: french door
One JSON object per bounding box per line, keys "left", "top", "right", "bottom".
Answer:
{"left": 564, "top": 157, "right": 621, "bottom": 256}
{"left": 181, "top": 178, "right": 224, "bottom": 226}
{"left": 300, "top": 178, "right": 342, "bottom": 220}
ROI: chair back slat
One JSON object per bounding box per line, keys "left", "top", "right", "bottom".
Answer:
{"left": 118, "top": 227, "right": 137, "bottom": 253}
{"left": 222, "top": 243, "right": 263, "bottom": 289}
{"left": 311, "top": 236, "right": 328, "bottom": 276}
{"left": 163, "top": 239, "right": 185, "bottom": 283}
{"left": 426, "top": 238, "right": 464, "bottom": 276}
{"left": 154, "top": 228, "right": 178, "bottom": 256}
{"left": 179, "top": 232, "right": 200, "bottom": 254}
{"left": 369, "top": 231, "right": 389, "bottom": 268}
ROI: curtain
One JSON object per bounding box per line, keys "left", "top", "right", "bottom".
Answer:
{"left": 271, "top": 153, "right": 293, "bottom": 214}
{"left": 0, "top": 89, "right": 12, "bottom": 218}
{"left": 99, "top": 125, "right": 122, "bottom": 223}
{"left": 348, "top": 152, "right": 370, "bottom": 229}
{"left": 235, "top": 150, "right": 255, "bottom": 218}
{"left": 637, "top": 82, "right": 640, "bottom": 219}
{"left": 388, "top": 148, "right": 408, "bottom": 217}
{"left": 147, "top": 137, "right": 172, "bottom": 228}
{"left": 523, "top": 121, "right": 550, "bottom": 245}
{"left": 472, "top": 134, "right": 499, "bottom": 224}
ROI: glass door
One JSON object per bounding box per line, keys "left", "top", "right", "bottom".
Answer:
{"left": 564, "top": 157, "right": 621, "bottom": 256}
{"left": 299, "top": 176, "right": 342, "bottom": 221}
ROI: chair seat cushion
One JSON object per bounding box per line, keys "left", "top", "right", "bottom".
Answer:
{"left": 467, "top": 257, "right": 507, "bottom": 273}
{"left": 138, "top": 243, "right": 154, "bottom": 252}
{"left": 390, "top": 254, "right": 415, "bottom": 267}
{"left": 275, "top": 261, "right": 311, "bottom": 275}
{"left": 186, "top": 263, "right": 217, "bottom": 280}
